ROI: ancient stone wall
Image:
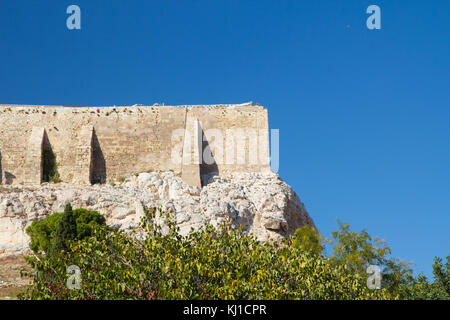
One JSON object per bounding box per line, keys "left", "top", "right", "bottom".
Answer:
{"left": 0, "top": 103, "right": 270, "bottom": 187}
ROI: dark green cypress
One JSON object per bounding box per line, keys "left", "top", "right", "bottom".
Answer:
{"left": 53, "top": 203, "right": 77, "bottom": 252}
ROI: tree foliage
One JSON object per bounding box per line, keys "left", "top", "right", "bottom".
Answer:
{"left": 26, "top": 204, "right": 106, "bottom": 255}
{"left": 20, "top": 209, "right": 392, "bottom": 300}
{"left": 42, "top": 149, "right": 61, "bottom": 183}
{"left": 21, "top": 208, "right": 448, "bottom": 300}
{"left": 292, "top": 221, "right": 449, "bottom": 300}
{"left": 328, "top": 221, "right": 413, "bottom": 298}
{"left": 433, "top": 256, "right": 450, "bottom": 296}
{"left": 399, "top": 256, "right": 450, "bottom": 300}
{"left": 293, "top": 225, "right": 323, "bottom": 255}
{"left": 53, "top": 203, "right": 78, "bottom": 252}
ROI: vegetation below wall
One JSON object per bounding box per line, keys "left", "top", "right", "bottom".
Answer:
{"left": 42, "top": 149, "right": 61, "bottom": 183}
{"left": 26, "top": 206, "right": 106, "bottom": 255}
{"left": 18, "top": 205, "right": 450, "bottom": 300}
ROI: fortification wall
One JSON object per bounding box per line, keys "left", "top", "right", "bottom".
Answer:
{"left": 0, "top": 103, "right": 270, "bottom": 187}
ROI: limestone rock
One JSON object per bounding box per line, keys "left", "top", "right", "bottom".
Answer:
{"left": 0, "top": 172, "right": 314, "bottom": 254}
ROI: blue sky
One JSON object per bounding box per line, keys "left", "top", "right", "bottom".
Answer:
{"left": 0, "top": 0, "right": 449, "bottom": 278}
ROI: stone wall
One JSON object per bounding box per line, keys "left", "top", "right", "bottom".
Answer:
{"left": 0, "top": 103, "right": 270, "bottom": 187}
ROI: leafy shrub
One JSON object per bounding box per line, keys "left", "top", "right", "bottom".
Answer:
{"left": 294, "top": 220, "right": 415, "bottom": 298}
{"left": 293, "top": 224, "right": 324, "bottom": 255}
{"left": 399, "top": 256, "right": 450, "bottom": 300}
{"left": 42, "top": 149, "right": 61, "bottom": 183}
{"left": 26, "top": 204, "right": 106, "bottom": 255}
{"left": 26, "top": 211, "right": 63, "bottom": 255}
{"left": 20, "top": 209, "right": 392, "bottom": 300}
{"left": 53, "top": 204, "right": 78, "bottom": 252}
{"left": 21, "top": 208, "right": 449, "bottom": 300}
{"left": 327, "top": 222, "right": 414, "bottom": 297}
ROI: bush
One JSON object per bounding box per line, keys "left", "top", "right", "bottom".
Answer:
{"left": 399, "top": 256, "right": 450, "bottom": 300}
{"left": 20, "top": 209, "right": 392, "bottom": 300}
{"left": 293, "top": 225, "right": 323, "bottom": 255}
{"left": 53, "top": 203, "right": 78, "bottom": 252}
{"left": 26, "top": 211, "right": 63, "bottom": 255}
{"left": 21, "top": 208, "right": 448, "bottom": 300}
{"left": 42, "top": 149, "right": 61, "bottom": 183}
{"left": 293, "top": 220, "right": 415, "bottom": 298}
{"left": 26, "top": 204, "right": 106, "bottom": 255}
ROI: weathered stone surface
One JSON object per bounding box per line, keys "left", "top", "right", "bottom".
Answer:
{"left": 0, "top": 172, "right": 314, "bottom": 254}
{"left": 0, "top": 103, "right": 270, "bottom": 187}
{"left": 24, "top": 127, "right": 45, "bottom": 185}
{"left": 181, "top": 117, "right": 202, "bottom": 188}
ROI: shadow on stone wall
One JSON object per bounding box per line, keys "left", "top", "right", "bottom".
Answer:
{"left": 91, "top": 129, "right": 106, "bottom": 184}
{"left": 4, "top": 171, "right": 16, "bottom": 184}
{"left": 42, "top": 131, "right": 57, "bottom": 183}
{"left": 199, "top": 124, "right": 219, "bottom": 187}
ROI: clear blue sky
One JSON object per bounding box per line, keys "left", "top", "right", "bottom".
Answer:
{"left": 0, "top": 1, "right": 449, "bottom": 278}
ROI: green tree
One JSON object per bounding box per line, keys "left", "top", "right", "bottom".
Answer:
{"left": 328, "top": 221, "right": 413, "bottom": 298}
{"left": 20, "top": 209, "right": 392, "bottom": 300}
{"left": 398, "top": 256, "right": 450, "bottom": 300}
{"left": 72, "top": 208, "right": 107, "bottom": 239}
{"left": 22, "top": 208, "right": 447, "bottom": 300}
{"left": 26, "top": 204, "right": 106, "bottom": 255}
{"left": 26, "top": 211, "right": 63, "bottom": 254}
{"left": 293, "top": 224, "right": 323, "bottom": 255}
{"left": 53, "top": 203, "right": 77, "bottom": 252}
{"left": 433, "top": 256, "right": 450, "bottom": 296}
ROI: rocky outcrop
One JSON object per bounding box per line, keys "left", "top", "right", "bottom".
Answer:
{"left": 0, "top": 172, "right": 314, "bottom": 254}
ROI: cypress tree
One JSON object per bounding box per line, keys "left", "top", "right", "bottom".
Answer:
{"left": 53, "top": 203, "right": 77, "bottom": 252}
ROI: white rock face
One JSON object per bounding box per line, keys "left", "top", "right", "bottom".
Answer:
{"left": 0, "top": 172, "right": 314, "bottom": 254}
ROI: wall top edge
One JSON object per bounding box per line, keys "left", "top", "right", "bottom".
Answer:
{"left": 0, "top": 102, "right": 266, "bottom": 111}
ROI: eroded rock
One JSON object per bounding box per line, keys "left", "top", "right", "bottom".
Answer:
{"left": 0, "top": 172, "right": 314, "bottom": 254}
